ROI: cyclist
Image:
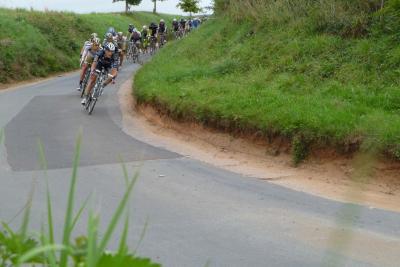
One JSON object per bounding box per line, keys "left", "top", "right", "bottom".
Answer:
{"left": 80, "top": 33, "right": 97, "bottom": 66}
{"left": 179, "top": 18, "right": 186, "bottom": 32}
{"left": 77, "top": 37, "right": 102, "bottom": 91}
{"left": 186, "top": 19, "right": 193, "bottom": 33}
{"left": 149, "top": 22, "right": 158, "bottom": 49}
{"left": 141, "top": 25, "right": 149, "bottom": 52}
{"left": 130, "top": 27, "right": 141, "bottom": 45}
{"left": 158, "top": 19, "right": 167, "bottom": 46}
{"left": 193, "top": 18, "right": 199, "bottom": 29}
{"left": 116, "top": 32, "right": 127, "bottom": 67}
{"left": 128, "top": 23, "right": 135, "bottom": 34}
{"left": 149, "top": 22, "right": 158, "bottom": 38}
{"left": 103, "top": 32, "right": 117, "bottom": 47}
{"left": 81, "top": 43, "right": 119, "bottom": 106}
{"left": 172, "top": 18, "right": 179, "bottom": 37}
{"left": 107, "top": 26, "right": 117, "bottom": 37}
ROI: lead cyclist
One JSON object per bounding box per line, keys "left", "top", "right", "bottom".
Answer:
{"left": 81, "top": 42, "right": 118, "bottom": 106}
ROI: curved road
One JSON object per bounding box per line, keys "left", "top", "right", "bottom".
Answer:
{"left": 0, "top": 63, "right": 400, "bottom": 266}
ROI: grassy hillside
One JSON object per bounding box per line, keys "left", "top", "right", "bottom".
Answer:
{"left": 0, "top": 8, "right": 175, "bottom": 83}
{"left": 134, "top": 0, "right": 400, "bottom": 163}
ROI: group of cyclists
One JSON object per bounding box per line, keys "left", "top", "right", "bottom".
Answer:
{"left": 77, "top": 17, "right": 203, "bottom": 110}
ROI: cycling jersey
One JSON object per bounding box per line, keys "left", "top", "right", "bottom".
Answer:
{"left": 94, "top": 49, "right": 118, "bottom": 70}
{"left": 116, "top": 36, "right": 127, "bottom": 51}
{"left": 172, "top": 21, "right": 179, "bottom": 31}
{"left": 159, "top": 22, "right": 166, "bottom": 33}
{"left": 130, "top": 30, "right": 141, "bottom": 42}
{"left": 149, "top": 24, "right": 158, "bottom": 37}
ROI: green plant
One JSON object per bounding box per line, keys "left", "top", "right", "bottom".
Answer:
{"left": 0, "top": 8, "right": 177, "bottom": 84}
{"left": 134, "top": 4, "right": 400, "bottom": 162}
{"left": 0, "top": 133, "right": 161, "bottom": 267}
{"left": 292, "top": 135, "right": 310, "bottom": 166}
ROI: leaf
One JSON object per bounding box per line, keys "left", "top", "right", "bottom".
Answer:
{"left": 98, "top": 172, "right": 139, "bottom": 252}
{"left": 96, "top": 253, "right": 161, "bottom": 267}
{"left": 60, "top": 131, "right": 82, "bottom": 267}
{"left": 17, "top": 244, "right": 67, "bottom": 265}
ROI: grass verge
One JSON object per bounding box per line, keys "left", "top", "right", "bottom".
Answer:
{"left": 0, "top": 8, "right": 176, "bottom": 84}
{"left": 134, "top": 1, "right": 400, "bottom": 163}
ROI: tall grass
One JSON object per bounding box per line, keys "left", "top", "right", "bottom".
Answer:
{"left": 215, "top": 0, "right": 389, "bottom": 37}
{"left": 0, "top": 8, "right": 176, "bottom": 83}
{"left": 134, "top": 1, "right": 400, "bottom": 162}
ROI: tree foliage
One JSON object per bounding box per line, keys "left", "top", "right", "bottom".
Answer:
{"left": 113, "top": 0, "right": 142, "bottom": 13}
{"left": 177, "top": 0, "right": 202, "bottom": 15}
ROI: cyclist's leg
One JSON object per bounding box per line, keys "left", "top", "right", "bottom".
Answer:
{"left": 78, "top": 63, "right": 88, "bottom": 89}
{"left": 83, "top": 62, "right": 102, "bottom": 97}
{"left": 79, "top": 54, "right": 94, "bottom": 82}
{"left": 119, "top": 51, "right": 124, "bottom": 67}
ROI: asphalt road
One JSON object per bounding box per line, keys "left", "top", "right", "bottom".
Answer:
{"left": 0, "top": 62, "right": 399, "bottom": 267}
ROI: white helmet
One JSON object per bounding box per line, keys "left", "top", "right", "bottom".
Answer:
{"left": 143, "top": 25, "right": 147, "bottom": 30}
{"left": 105, "top": 42, "right": 115, "bottom": 51}
{"left": 92, "top": 37, "right": 101, "bottom": 46}
{"left": 160, "top": 19, "right": 165, "bottom": 23}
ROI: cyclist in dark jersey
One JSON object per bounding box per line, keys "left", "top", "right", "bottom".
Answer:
{"left": 172, "top": 19, "right": 179, "bottom": 32}
{"left": 149, "top": 22, "right": 158, "bottom": 37}
{"left": 158, "top": 19, "right": 167, "bottom": 46}
{"left": 81, "top": 42, "right": 118, "bottom": 105}
{"left": 128, "top": 24, "right": 135, "bottom": 34}
{"left": 180, "top": 18, "right": 186, "bottom": 30}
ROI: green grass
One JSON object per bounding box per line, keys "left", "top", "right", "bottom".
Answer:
{"left": 0, "top": 8, "right": 176, "bottom": 83}
{"left": 134, "top": 1, "right": 400, "bottom": 161}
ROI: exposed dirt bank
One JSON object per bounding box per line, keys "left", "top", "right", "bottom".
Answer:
{"left": 120, "top": 79, "right": 400, "bottom": 212}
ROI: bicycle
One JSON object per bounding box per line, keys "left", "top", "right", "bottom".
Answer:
{"left": 80, "top": 66, "right": 91, "bottom": 98}
{"left": 84, "top": 68, "right": 108, "bottom": 115}
{"left": 159, "top": 32, "right": 166, "bottom": 48}
{"left": 127, "top": 41, "right": 140, "bottom": 63}
{"left": 149, "top": 36, "right": 157, "bottom": 55}
{"left": 177, "top": 27, "right": 184, "bottom": 39}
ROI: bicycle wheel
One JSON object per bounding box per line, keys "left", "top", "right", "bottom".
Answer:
{"left": 84, "top": 94, "right": 91, "bottom": 111}
{"left": 88, "top": 86, "right": 98, "bottom": 115}
{"left": 81, "top": 69, "right": 90, "bottom": 98}
{"left": 88, "top": 95, "right": 97, "bottom": 115}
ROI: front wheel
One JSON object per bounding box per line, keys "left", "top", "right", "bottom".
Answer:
{"left": 88, "top": 96, "right": 97, "bottom": 115}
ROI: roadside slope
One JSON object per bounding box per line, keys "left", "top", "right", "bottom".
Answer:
{"left": 0, "top": 8, "right": 175, "bottom": 84}
{"left": 134, "top": 0, "right": 400, "bottom": 162}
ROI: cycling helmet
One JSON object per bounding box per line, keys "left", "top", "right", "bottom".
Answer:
{"left": 90, "top": 33, "right": 97, "bottom": 41}
{"left": 92, "top": 37, "right": 101, "bottom": 46}
{"left": 107, "top": 27, "right": 116, "bottom": 36}
{"left": 117, "top": 31, "right": 123, "bottom": 37}
{"left": 173, "top": 18, "right": 177, "bottom": 22}
{"left": 160, "top": 19, "right": 165, "bottom": 23}
{"left": 106, "top": 32, "right": 113, "bottom": 40}
{"left": 143, "top": 25, "right": 147, "bottom": 30}
{"left": 105, "top": 42, "right": 115, "bottom": 51}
